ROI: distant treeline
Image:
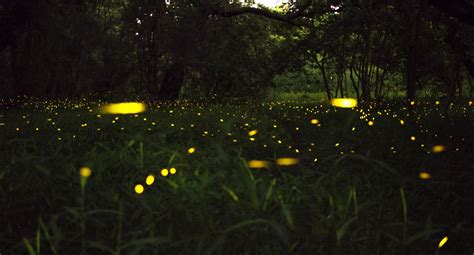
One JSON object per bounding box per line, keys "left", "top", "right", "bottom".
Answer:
{"left": 1, "top": 0, "right": 473, "bottom": 101}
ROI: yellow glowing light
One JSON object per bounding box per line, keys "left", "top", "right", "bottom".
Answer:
{"left": 248, "top": 130, "right": 258, "bottom": 136}
{"left": 170, "top": 167, "right": 177, "bottom": 174}
{"left": 368, "top": 121, "right": 374, "bottom": 126}
{"left": 410, "top": 136, "right": 416, "bottom": 141}
{"left": 188, "top": 147, "right": 196, "bottom": 154}
{"left": 419, "top": 172, "right": 431, "bottom": 179}
{"left": 99, "top": 102, "right": 146, "bottom": 114}
{"left": 435, "top": 101, "right": 440, "bottom": 105}
{"left": 79, "top": 167, "right": 92, "bottom": 178}
{"left": 134, "top": 184, "right": 144, "bottom": 194}
{"left": 310, "top": 119, "right": 319, "bottom": 125}
{"left": 410, "top": 101, "right": 415, "bottom": 106}
{"left": 248, "top": 160, "right": 270, "bottom": 168}
{"left": 161, "top": 169, "right": 169, "bottom": 177}
{"left": 146, "top": 175, "right": 155, "bottom": 185}
{"left": 276, "top": 158, "right": 300, "bottom": 166}
{"left": 330, "top": 98, "right": 357, "bottom": 108}
{"left": 432, "top": 145, "right": 446, "bottom": 153}
{"left": 438, "top": 236, "right": 448, "bottom": 248}
{"left": 400, "top": 120, "right": 405, "bottom": 125}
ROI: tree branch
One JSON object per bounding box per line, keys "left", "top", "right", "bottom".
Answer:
{"left": 217, "top": 0, "right": 314, "bottom": 26}
{"left": 431, "top": 0, "right": 474, "bottom": 26}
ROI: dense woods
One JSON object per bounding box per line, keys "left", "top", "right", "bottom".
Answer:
{"left": 1, "top": 0, "right": 473, "bottom": 101}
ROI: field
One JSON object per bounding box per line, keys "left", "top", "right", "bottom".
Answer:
{"left": 1, "top": 99, "right": 473, "bottom": 255}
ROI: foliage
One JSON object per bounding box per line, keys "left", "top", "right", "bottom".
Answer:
{"left": 1, "top": 0, "right": 473, "bottom": 99}
{"left": 1, "top": 99, "right": 473, "bottom": 254}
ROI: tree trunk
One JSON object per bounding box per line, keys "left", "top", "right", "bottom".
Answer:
{"left": 349, "top": 65, "right": 360, "bottom": 100}
{"left": 406, "top": 44, "right": 416, "bottom": 102}
{"left": 157, "top": 62, "right": 185, "bottom": 100}
{"left": 406, "top": 2, "right": 419, "bottom": 103}
{"left": 315, "top": 56, "right": 331, "bottom": 100}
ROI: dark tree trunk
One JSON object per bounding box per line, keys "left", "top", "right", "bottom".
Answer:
{"left": 406, "top": 44, "right": 417, "bottom": 102}
{"left": 349, "top": 65, "right": 360, "bottom": 100}
{"left": 406, "top": 4, "right": 419, "bottom": 103}
{"left": 157, "top": 62, "right": 185, "bottom": 100}
{"left": 315, "top": 56, "right": 332, "bottom": 100}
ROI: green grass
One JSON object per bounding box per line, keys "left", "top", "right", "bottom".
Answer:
{"left": 0, "top": 99, "right": 473, "bottom": 254}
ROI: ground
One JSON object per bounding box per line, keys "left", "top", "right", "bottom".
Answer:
{"left": 0, "top": 99, "right": 473, "bottom": 254}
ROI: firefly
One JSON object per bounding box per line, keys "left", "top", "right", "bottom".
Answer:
{"left": 79, "top": 167, "right": 92, "bottom": 178}
{"left": 330, "top": 98, "right": 357, "bottom": 108}
{"left": 276, "top": 158, "right": 300, "bottom": 166}
{"left": 134, "top": 184, "right": 144, "bottom": 194}
{"left": 146, "top": 175, "right": 155, "bottom": 185}
{"left": 248, "top": 130, "right": 258, "bottom": 136}
{"left": 419, "top": 172, "right": 431, "bottom": 179}
{"left": 431, "top": 145, "right": 446, "bottom": 153}
{"left": 99, "top": 102, "right": 146, "bottom": 114}
{"left": 248, "top": 160, "right": 270, "bottom": 168}
{"left": 438, "top": 236, "right": 448, "bottom": 249}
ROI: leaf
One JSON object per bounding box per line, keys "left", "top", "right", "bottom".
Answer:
{"left": 23, "top": 238, "right": 36, "bottom": 255}
{"left": 400, "top": 187, "right": 408, "bottom": 223}
{"left": 222, "top": 185, "right": 239, "bottom": 203}
{"left": 86, "top": 241, "right": 115, "bottom": 253}
{"left": 127, "top": 140, "right": 136, "bottom": 147}
{"left": 168, "top": 151, "right": 179, "bottom": 165}
{"left": 262, "top": 178, "right": 276, "bottom": 210}
{"left": 336, "top": 217, "right": 355, "bottom": 242}
{"left": 39, "top": 218, "right": 58, "bottom": 255}
{"left": 35, "top": 229, "right": 41, "bottom": 255}
{"left": 281, "top": 202, "right": 295, "bottom": 230}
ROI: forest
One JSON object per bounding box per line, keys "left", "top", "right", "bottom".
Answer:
{"left": 1, "top": 0, "right": 474, "bottom": 254}
{"left": 1, "top": 0, "right": 473, "bottom": 101}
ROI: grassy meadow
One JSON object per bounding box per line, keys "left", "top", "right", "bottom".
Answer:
{"left": 0, "top": 98, "right": 473, "bottom": 254}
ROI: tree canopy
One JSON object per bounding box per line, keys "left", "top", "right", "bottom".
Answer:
{"left": 1, "top": 0, "right": 473, "bottom": 101}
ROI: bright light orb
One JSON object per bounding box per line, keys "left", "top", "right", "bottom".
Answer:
{"left": 248, "top": 130, "right": 258, "bottom": 136}
{"left": 310, "top": 119, "right": 319, "bottom": 125}
{"left": 161, "top": 169, "right": 169, "bottom": 177}
{"left": 254, "top": 0, "right": 282, "bottom": 7}
{"left": 438, "top": 236, "right": 448, "bottom": 249}
{"left": 188, "top": 147, "right": 196, "bottom": 154}
{"left": 146, "top": 175, "right": 155, "bottom": 185}
{"left": 432, "top": 145, "right": 447, "bottom": 153}
{"left": 79, "top": 167, "right": 92, "bottom": 178}
{"left": 99, "top": 102, "right": 146, "bottom": 114}
{"left": 276, "top": 158, "right": 300, "bottom": 166}
{"left": 134, "top": 184, "right": 144, "bottom": 194}
{"left": 330, "top": 98, "right": 357, "bottom": 108}
{"left": 248, "top": 160, "right": 270, "bottom": 168}
{"left": 170, "top": 167, "right": 177, "bottom": 174}
{"left": 419, "top": 172, "right": 431, "bottom": 179}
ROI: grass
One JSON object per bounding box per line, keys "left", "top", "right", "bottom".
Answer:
{"left": 0, "top": 99, "right": 473, "bottom": 254}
